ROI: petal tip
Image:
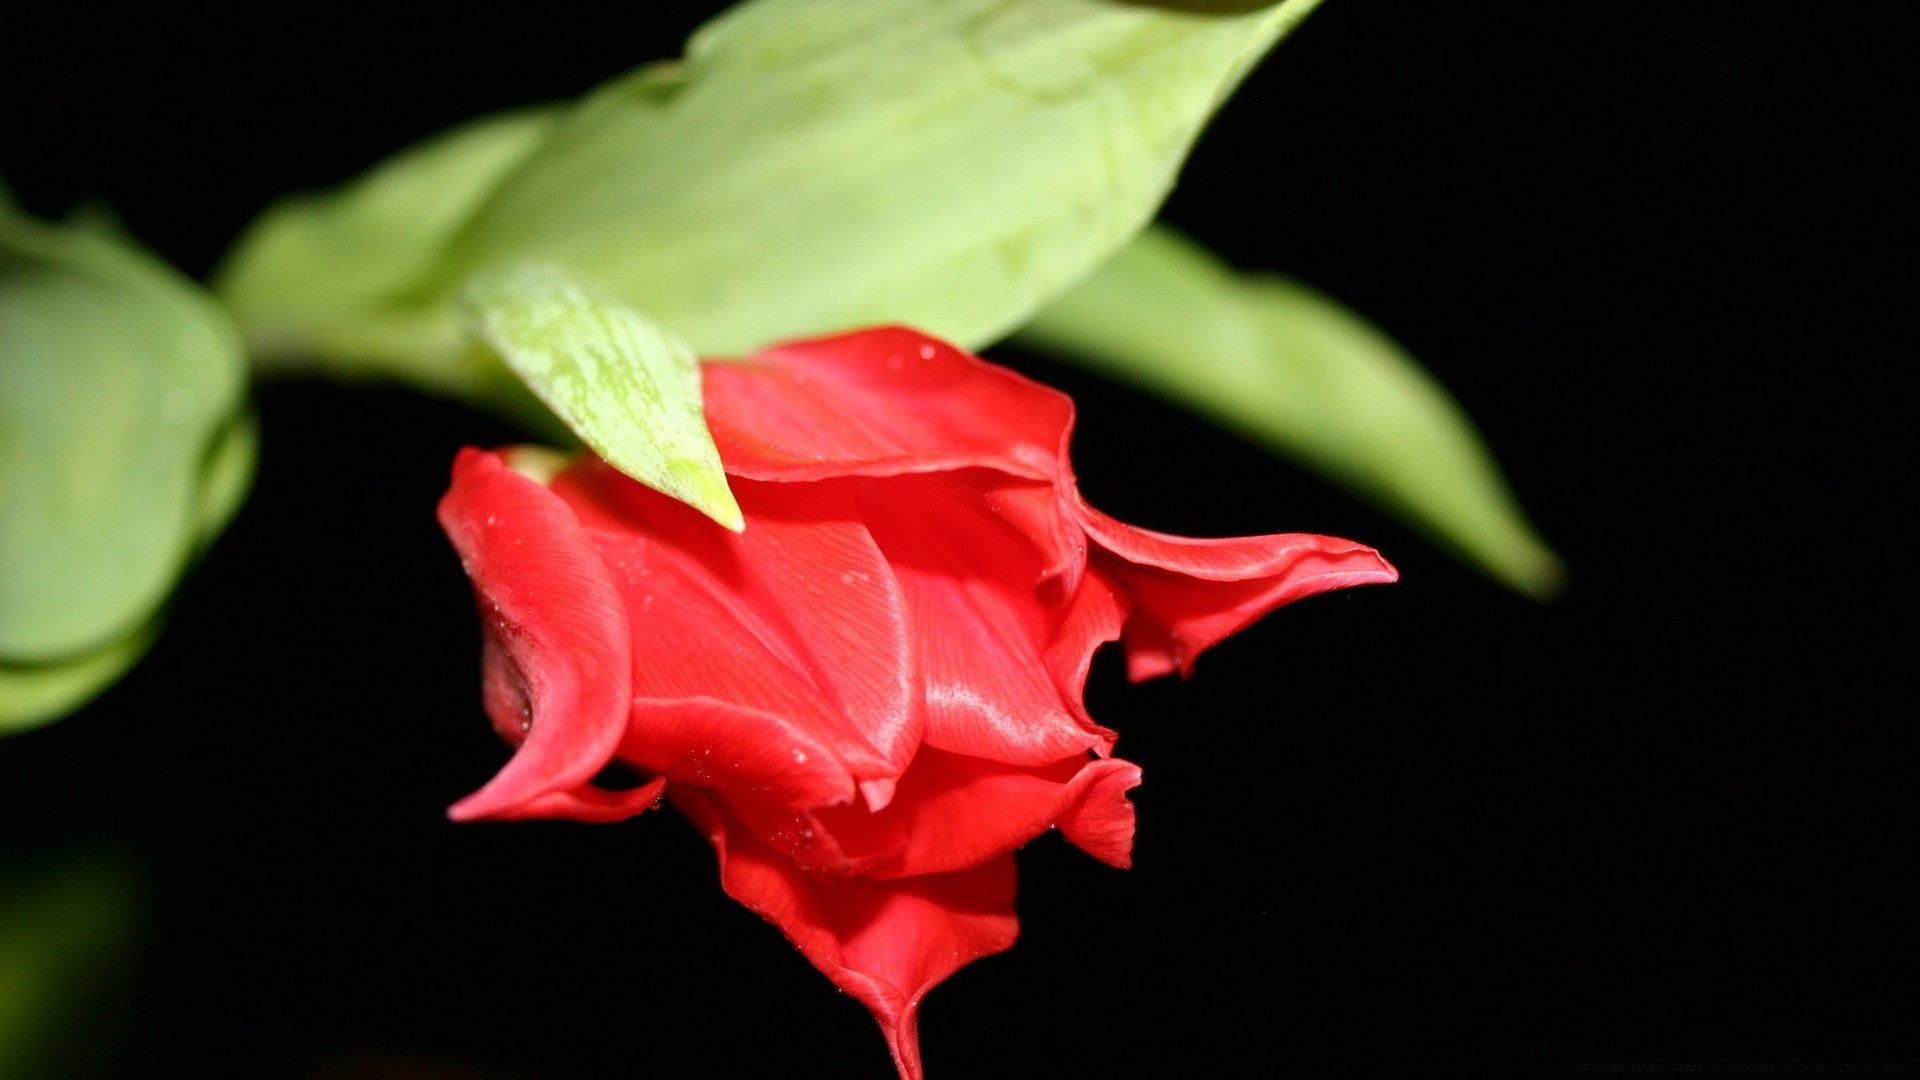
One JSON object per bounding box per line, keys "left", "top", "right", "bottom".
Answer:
{"left": 446, "top": 789, "right": 499, "bottom": 824}
{"left": 447, "top": 766, "right": 554, "bottom": 822}
{"left": 1059, "top": 760, "right": 1144, "bottom": 869}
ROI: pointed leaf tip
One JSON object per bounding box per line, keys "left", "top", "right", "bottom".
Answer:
{"left": 459, "top": 262, "right": 742, "bottom": 531}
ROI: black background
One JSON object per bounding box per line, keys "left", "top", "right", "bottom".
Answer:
{"left": 2, "top": 2, "right": 1912, "bottom": 1077}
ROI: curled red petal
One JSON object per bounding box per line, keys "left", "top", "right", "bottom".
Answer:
{"left": 854, "top": 474, "right": 1109, "bottom": 767}
{"left": 483, "top": 776, "right": 668, "bottom": 824}
{"left": 439, "top": 449, "right": 633, "bottom": 822}
{"left": 966, "top": 473, "right": 1087, "bottom": 602}
{"left": 1043, "top": 562, "right": 1128, "bottom": 753}
{"left": 1074, "top": 498, "right": 1398, "bottom": 679}
{"left": 679, "top": 791, "right": 1019, "bottom": 1080}
{"left": 727, "top": 792, "right": 910, "bottom": 878}
{"left": 1055, "top": 757, "right": 1143, "bottom": 869}
{"left": 704, "top": 326, "right": 1073, "bottom": 483}
{"left": 703, "top": 323, "right": 1395, "bottom": 686}
{"left": 721, "top": 746, "right": 1141, "bottom": 880}
{"left": 555, "top": 462, "right": 923, "bottom": 805}
{"left": 615, "top": 698, "right": 863, "bottom": 812}
{"left": 846, "top": 748, "right": 1142, "bottom": 879}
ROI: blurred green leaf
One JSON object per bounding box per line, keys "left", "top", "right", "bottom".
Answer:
{"left": 194, "top": 412, "right": 259, "bottom": 542}
{"left": 217, "top": 0, "right": 1322, "bottom": 413}
{"left": 63, "top": 201, "right": 134, "bottom": 246}
{"left": 462, "top": 263, "right": 740, "bottom": 530}
{"left": 0, "top": 628, "right": 153, "bottom": 736}
{"left": 445, "top": 0, "right": 1321, "bottom": 357}
{"left": 1020, "top": 225, "right": 1563, "bottom": 597}
{"left": 1114, "top": 0, "right": 1288, "bottom": 10}
{"left": 0, "top": 210, "right": 250, "bottom": 726}
{"left": 0, "top": 858, "right": 135, "bottom": 1077}
{"left": 216, "top": 108, "right": 559, "bottom": 395}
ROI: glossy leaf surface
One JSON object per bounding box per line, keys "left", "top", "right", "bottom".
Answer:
{"left": 461, "top": 263, "right": 740, "bottom": 530}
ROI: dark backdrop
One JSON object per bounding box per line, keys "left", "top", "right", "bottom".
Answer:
{"left": 3, "top": 3, "right": 1911, "bottom": 1077}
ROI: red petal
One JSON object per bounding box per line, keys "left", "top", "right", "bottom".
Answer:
{"left": 484, "top": 776, "right": 667, "bottom": 824}
{"left": 703, "top": 326, "right": 1073, "bottom": 483}
{"left": 703, "top": 323, "right": 1394, "bottom": 686}
{"left": 727, "top": 794, "right": 910, "bottom": 878}
{"left": 1078, "top": 498, "right": 1400, "bottom": 679}
{"left": 853, "top": 474, "right": 1110, "bottom": 767}
{"left": 970, "top": 473, "right": 1087, "bottom": 601}
{"left": 1043, "top": 563, "right": 1128, "bottom": 746}
{"left": 847, "top": 748, "right": 1142, "bottom": 878}
{"left": 1054, "top": 757, "right": 1143, "bottom": 869}
{"left": 439, "top": 449, "right": 633, "bottom": 822}
{"left": 719, "top": 744, "right": 1141, "bottom": 880}
{"left": 679, "top": 791, "right": 1019, "bottom": 1080}
{"left": 554, "top": 461, "right": 922, "bottom": 807}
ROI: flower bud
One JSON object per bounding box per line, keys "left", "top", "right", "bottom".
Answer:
{"left": 1, "top": 208, "right": 251, "bottom": 731}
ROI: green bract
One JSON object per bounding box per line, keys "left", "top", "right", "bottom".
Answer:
{"left": 462, "top": 263, "right": 741, "bottom": 530}
{"left": 439, "top": 0, "right": 1320, "bottom": 356}
{"left": 213, "top": 0, "right": 1554, "bottom": 594}
{"left": 1022, "top": 226, "right": 1563, "bottom": 597}
{"left": 217, "top": 109, "right": 559, "bottom": 400}
{"left": 0, "top": 210, "right": 252, "bottom": 731}
{"left": 217, "top": 0, "right": 1320, "bottom": 519}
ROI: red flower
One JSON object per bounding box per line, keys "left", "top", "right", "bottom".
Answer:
{"left": 438, "top": 326, "right": 1395, "bottom": 1078}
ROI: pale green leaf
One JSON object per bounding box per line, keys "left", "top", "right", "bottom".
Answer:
{"left": 194, "top": 412, "right": 260, "bottom": 544}
{"left": 214, "top": 108, "right": 559, "bottom": 385}
{"left": 461, "top": 263, "right": 741, "bottom": 530}
{"left": 0, "top": 626, "right": 155, "bottom": 735}
{"left": 0, "top": 211, "right": 248, "bottom": 672}
{"left": 413, "top": 0, "right": 1320, "bottom": 363}
{"left": 211, "top": 0, "right": 1323, "bottom": 471}
{"left": 1020, "top": 225, "right": 1564, "bottom": 597}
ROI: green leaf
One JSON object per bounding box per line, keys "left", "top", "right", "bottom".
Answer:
{"left": 461, "top": 263, "right": 741, "bottom": 531}
{"left": 212, "top": 1, "right": 1323, "bottom": 507}
{"left": 0, "top": 626, "right": 155, "bottom": 736}
{"left": 1019, "top": 225, "right": 1564, "bottom": 598}
{"left": 194, "top": 412, "right": 260, "bottom": 543}
{"left": 222, "top": 0, "right": 1322, "bottom": 406}
{"left": 1, "top": 209, "right": 250, "bottom": 723}
{"left": 442, "top": 0, "right": 1320, "bottom": 358}
{"left": 215, "top": 108, "right": 560, "bottom": 389}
